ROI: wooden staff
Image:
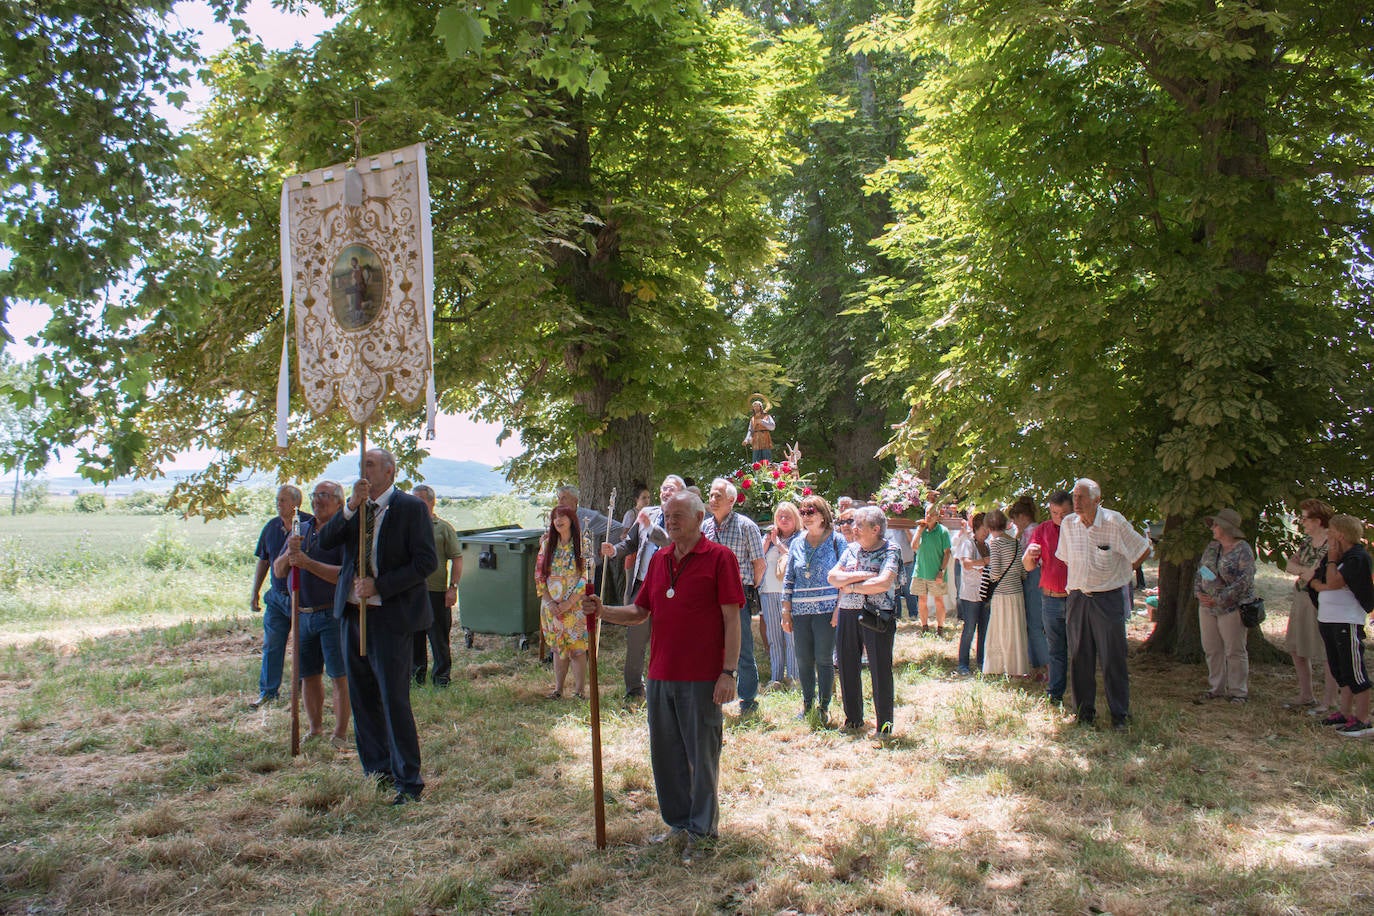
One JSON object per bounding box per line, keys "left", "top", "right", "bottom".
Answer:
{"left": 290, "top": 511, "right": 302, "bottom": 756}
{"left": 357, "top": 426, "right": 368, "bottom": 657}
{"left": 583, "top": 505, "right": 607, "bottom": 850}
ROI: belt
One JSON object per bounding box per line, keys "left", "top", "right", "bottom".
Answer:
{"left": 1071, "top": 586, "right": 1124, "bottom": 598}
{"left": 1042, "top": 591, "right": 1069, "bottom": 598}
{"left": 297, "top": 606, "right": 322, "bottom": 614}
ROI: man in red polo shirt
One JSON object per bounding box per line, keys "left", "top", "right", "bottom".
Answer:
{"left": 584, "top": 489, "right": 743, "bottom": 862}
{"left": 1024, "top": 490, "right": 1072, "bottom": 706}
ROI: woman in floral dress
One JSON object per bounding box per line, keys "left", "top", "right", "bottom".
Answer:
{"left": 535, "top": 507, "right": 588, "bottom": 699}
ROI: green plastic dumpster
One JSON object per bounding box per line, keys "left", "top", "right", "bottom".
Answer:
{"left": 457, "top": 527, "right": 546, "bottom": 649}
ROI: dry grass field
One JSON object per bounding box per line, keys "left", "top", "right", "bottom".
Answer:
{"left": 2, "top": 562, "right": 1372, "bottom": 915}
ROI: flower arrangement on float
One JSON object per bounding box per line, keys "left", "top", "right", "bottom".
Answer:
{"left": 873, "top": 464, "right": 929, "bottom": 523}
{"left": 730, "top": 444, "right": 812, "bottom": 523}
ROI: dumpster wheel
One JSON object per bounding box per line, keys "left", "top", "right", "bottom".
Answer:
{"left": 463, "top": 628, "right": 475, "bottom": 649}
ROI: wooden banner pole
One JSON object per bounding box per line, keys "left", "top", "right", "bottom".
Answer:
{"left": 289, "top": 577, "right": 302, "bottom": 756}
{"left": 358, "top": 426, "right": 368, "bottom": 657}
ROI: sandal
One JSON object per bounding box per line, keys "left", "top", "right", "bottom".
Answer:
{"left": 545, "top": 690, "right": 563, "bottom": 700}
{"left": 1282, "top": 698, "right": 1319, "bottom": 710}
{"left": 573, "top": 692, "right": 586, "bottom": 700}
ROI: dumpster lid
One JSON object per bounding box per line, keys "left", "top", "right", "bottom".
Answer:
{"left": 459, "top": 527, "right": 546, "bottom": 546}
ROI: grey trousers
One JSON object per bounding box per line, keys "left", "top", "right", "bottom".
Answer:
{"left": 1067, "top": 587, "right": 1131, "bottom": 719}
{"left": 619, "top": 576, "right": 652, "bottom": 697}
{"left": 646, "top": 679, "right": 723, "bottom": 838}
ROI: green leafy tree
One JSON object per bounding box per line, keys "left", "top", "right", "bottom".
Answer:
{"left": 11, "top": 0, "right": 823, "bottom": 517}
{"left": 856, "top": 1, "right": 1374, "bottom": 660}
{"left": 675, "top": 0, "right": 925, "bottom": 499}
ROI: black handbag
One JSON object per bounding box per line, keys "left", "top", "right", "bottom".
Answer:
{"left": 1207, "top": 543, "right": 1265, "bottom": 627}
{"left": 858, "top": 594, "right": 894, "bottom": 633}
{"left": 1239, "top": 597, "right": 1266, "bottom": 628}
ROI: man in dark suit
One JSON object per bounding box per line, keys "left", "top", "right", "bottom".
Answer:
{"left": 319, "top": 448, "right": 438, "bottom": 804}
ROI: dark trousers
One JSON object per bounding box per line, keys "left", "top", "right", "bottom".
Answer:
{"left": 344, "top": 607, "right": 424, "bottom": 797}
{"left": 1067, "top": 587, "right": 1131, "bottom": 720}
{"left": 412, "top": 591, "right": 452, "bottom": 686}
{"left": 619, "top": 576, "right": 651, "bottom": 696}
{"left": 646, "top": 679, "right": 722, "bottom": 837}
{"left": 835, "top": 608, "right": 896, "bottom": 731}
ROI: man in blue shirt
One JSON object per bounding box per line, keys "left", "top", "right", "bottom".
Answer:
{"left": 249, "top": 485, "right": 310, "bottom": 709}
{"left": 277, "top": 481, "right": 350, "bottom": 746}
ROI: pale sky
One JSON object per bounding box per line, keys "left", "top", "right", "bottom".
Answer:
{"left": 9, "top": 1, "right": 521, "bottom": 476}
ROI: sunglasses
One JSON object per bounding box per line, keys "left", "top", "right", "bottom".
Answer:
{"left": 799, "top": 508, "right": 818, "bottom": 516}
{"left": 838, "top": 519, "right": 854, "bottom": 527}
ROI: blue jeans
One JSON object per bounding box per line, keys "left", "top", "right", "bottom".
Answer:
{"left": 737, "top": 606, "right": 760, "bottom": 709}
{"left": 258, "top": 590, "right": 292, "bottom": 698}
{"left": 1023, "top": 567, "right": 1049, "bottom": 667}
{"left": 1041, "top": 594, "right": 1068, "bottom": 701}
{"left": 957, "top": 598, "right": 990, "bottom": 673}
{"left": 791, "top": 612, "right": 836, "bottom": 713}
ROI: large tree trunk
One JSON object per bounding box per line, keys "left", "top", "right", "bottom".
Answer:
{"left": 541, "top": 102, "right": 655, "bottom": 512}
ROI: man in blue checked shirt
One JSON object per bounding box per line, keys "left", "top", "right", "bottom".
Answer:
{"left": 703, "top": 478, "right": 766, "bottom": 716}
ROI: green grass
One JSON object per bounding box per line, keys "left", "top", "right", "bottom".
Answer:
{"left": 0, "top": 535, "right": 1372, "bottom": 913}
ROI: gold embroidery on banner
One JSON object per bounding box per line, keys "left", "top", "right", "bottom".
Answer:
{"left": 290, "top": 157, "right": 431, "bottom": 426}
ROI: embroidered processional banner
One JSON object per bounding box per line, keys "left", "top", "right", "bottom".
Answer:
{"left": 276, "top": 143, "right": 435, "bottom": 445}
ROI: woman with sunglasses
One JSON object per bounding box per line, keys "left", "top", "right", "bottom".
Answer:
{"left": 782, "top": 496, "right": 845, "bottom": 725}
{"left": 829, "top": 507, "right": 901, "bottom": 739}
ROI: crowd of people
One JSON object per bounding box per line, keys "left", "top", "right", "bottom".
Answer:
{"left": 247, "top": 457, "right": 1374, "bottom": 852}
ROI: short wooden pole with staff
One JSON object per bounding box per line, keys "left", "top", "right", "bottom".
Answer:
{"left": 584, "top": 486, "right": 615, "bottom": 850}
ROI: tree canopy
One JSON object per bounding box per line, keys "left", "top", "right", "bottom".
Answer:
{"left": 853, "top": 0, "right": 1374, "bottom": 655}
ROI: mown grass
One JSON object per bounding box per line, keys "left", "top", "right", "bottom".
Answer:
{"left": 0, "top": 546, "right": 1371, "bottom": 914}
{"left": 0, "top": 599, "right": 1371, "bottom": 915}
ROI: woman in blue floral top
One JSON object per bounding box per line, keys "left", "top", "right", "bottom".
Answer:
{"left": 783, "top": 495, "right": 845, "bottom": 725}
{"left": 1193, "top": 508, "right": 1256, "bottom": 703}
{"left": 828, "top": 507, "right": 901, "bottom": 739}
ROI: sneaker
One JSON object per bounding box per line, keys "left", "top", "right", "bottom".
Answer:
{"left": 1321, "top": 711, "right": 1354, "bottom": 727}
{"left": 1308, "top": 705, "right": 1336, "bottom": 718}
{"left": 248, "top": 693, "right": 277, "bottom": 710}
{"left": 1337, "top": 720, "right": 1374, "bottom": 737}
{"left": 955, "top": 667, "right": 972, "bottom": 677}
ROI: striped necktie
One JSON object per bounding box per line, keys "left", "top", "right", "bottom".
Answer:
{"left": 364, "top": 500, "right": 380, "bottom": 576}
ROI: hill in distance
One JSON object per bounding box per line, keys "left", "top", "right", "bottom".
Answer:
{"left": 45, "top": 457, "right": 512, "bottom": 499}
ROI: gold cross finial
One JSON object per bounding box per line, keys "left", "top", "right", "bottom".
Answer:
{"left": 340, "top": 100, "right": 376, "bottom": 164}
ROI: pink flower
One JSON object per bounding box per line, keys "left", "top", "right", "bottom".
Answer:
{"left": 771, "top": 470, "right": 780, "bottom": 479}
{"left": 802, "top": 487, "right": 813, "bottom": 496}
{"left": 741, "top": 479, "right": 752, "bottom": 489}
{"left": 752, "top": 462, "right": 762, "bottom": 471}
{"left": 735, "top": 493, "right": 746, "bottom": 504}
{"left": 734, "top": 469, "right": 744, "bottom": 478}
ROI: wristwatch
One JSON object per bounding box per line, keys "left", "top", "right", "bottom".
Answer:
{"left": 721, "top": 669, "right": 737, "bottom": 680}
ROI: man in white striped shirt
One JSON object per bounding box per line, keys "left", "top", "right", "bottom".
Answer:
{"left": 1056, "top": 478, "right": 1151, "bottom": 729}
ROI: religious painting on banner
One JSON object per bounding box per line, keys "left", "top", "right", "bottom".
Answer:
{"left": 276, "top": 143, "right": 436, "bottom": 445}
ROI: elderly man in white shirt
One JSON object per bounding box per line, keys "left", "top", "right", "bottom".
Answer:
{"left": 1055, "top": 478, "right": 1151, "bottom": 730}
